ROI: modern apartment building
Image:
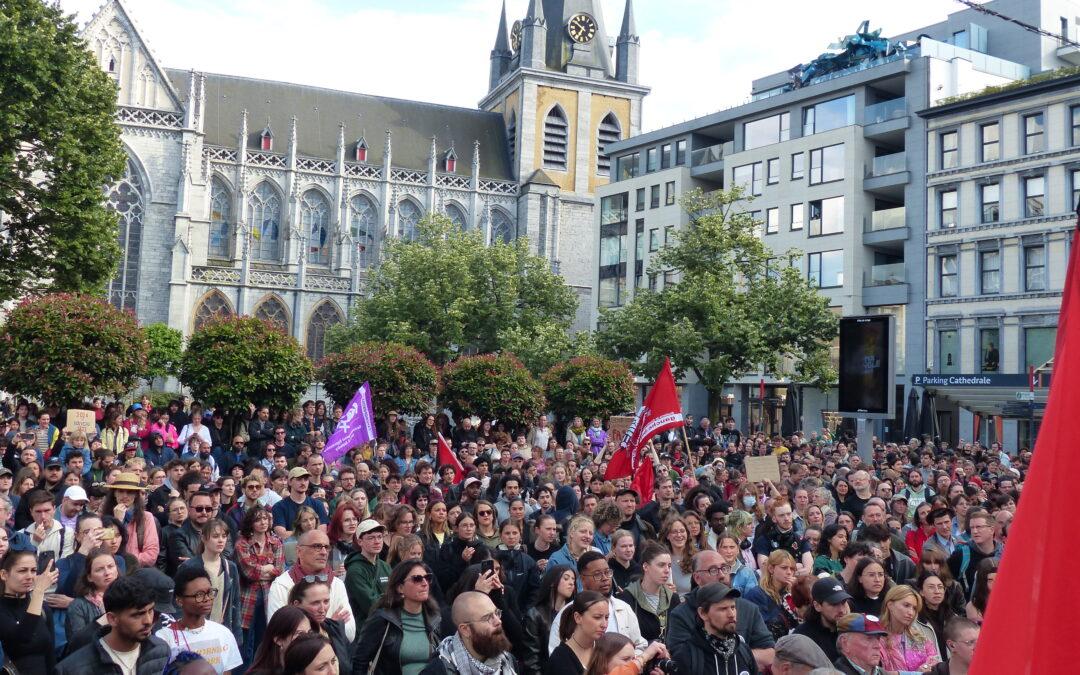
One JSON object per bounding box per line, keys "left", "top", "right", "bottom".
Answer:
{"left": 596, "top": 0, "right": 1080, "bottom": 441}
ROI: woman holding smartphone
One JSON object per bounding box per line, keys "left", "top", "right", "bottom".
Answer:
{"left": 0, "top": 550, "right": 58, "bottom": 674}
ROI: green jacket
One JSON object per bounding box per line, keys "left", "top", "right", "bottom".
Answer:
{"left": 344, "top": 550, "right": 391, "bottom": 620}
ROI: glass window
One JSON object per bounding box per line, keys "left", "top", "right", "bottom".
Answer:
{"left": 939, "top": 253, "right": 958, "bottom": 297}
{"left": 809, "top": 196, "right": 844, "bottom": 236}
{"left": 647, "top": 147, "right": 659, "bottom": 172}
{"left": 650, "top": 185, "right": 660, "bottom": 209}
{"left": 790, "top": 203, "right": 804, "bottom": 231}
{"left": 664, "top": 225, "right": 674, "bottom": 245}
{"left": 940, "top": 190, "right": 958, "bottom": 229}
{"left": 791, "top": 152, "right": 804, "bottom": 179}
{"left": 601, "top": 193, "right": 629, "bottom": 226}
{"left": 665, "top": 181, "right": 676, "bottom": 206}
{"left": 953, "top": 30, "right": 969, "bottom": 48}
{"left": 306, "top": 302, "right": 343, "bottom": 362}
{"left": 208, "top": 178, "right": 232, "bottom": 259}
{"left": 808, "top": 250, "right": 844, "bottom": 288}
{"left": 661, "top": 144, "right": 672, "bottom": 169}
{"left": 1025, "top": 327, "right": 1057, "bottom": 369}
{"left": 766, "top": 207, "right": 779, "bottom": 234}
{"left": 1072, "top": 169, "right": 1080, "bottom": 212}
{"left": 248, "top": 182, "right": 282, "bottom": 262}
{"left": 941, "top": 131, "right": 958, "bottom": 169}
{"left": 980, "top": 249, "right": 1001, "bottom": 294}
{"left": 803, "top": 95, "right": 855, "bottom": 135}
{"left": 1025, "top": 176, "right": 1044, "bottom": 217}
{"left": 980, "top": 328, "right": 1000, "bottom": 373}
{"left": 733, "top": 162, "right": 763, "bottom": 196}
{"left": 1025, "top": 244, "right": 1046, "bottom": 290}
{"left": 767, "top": 158, "right": 780, "bottom": 185}
{"left": 301, "top": 190, "right": 331, "bottom": 265}
{"left": 675, "top": 140, "right": 687, "bottom": 165}
{"left": 809, "top": 144, "right": 844, "bottom": 184}
{"left": 635, "top": 219, "right": 645, "bottom": 263}
{"left": 649, "top": 228, "right": 659, "bottom": 252}
{"left": 1072, "top": 107, "right": 1080, "bottom": 147}
{"left": 981, "top": 183, "right": 999, "bottom": 223}
{"left": 636, "top": 188, "right": 645, "bottom": 212}
{"left": 617, "top": 153, "right": 639, "bottom": 180}
{"left": 1024, "top": 113, "right": 1045, "bottom": 154}
{"left": 599, "top": 211, "right": 628, "bottom": 308}
{"left": 981, "top": 122, "right": 999, "bottom": 162}
{"left": 939, "top": 330, "right": 960, "bottom": 374}
{"left": 744, "top": 112, "right": 791, "bottom": 150}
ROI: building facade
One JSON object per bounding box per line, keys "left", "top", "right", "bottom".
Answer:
{"left": 596, "top": 0, "right": 1079, "bottom": 444}
{"left": 84, "top": 0, "right": 646, "bottom": 360}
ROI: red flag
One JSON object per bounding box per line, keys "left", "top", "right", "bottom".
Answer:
{"left": 436, "top": 433, "right": 465, "bottom": 485}
{"left": 604, "top": 357, "right": 684, "bottom": 500}
{"left": 969, "top": 226, "right": 1079, "bottom": 674}
{"left": 759, "top": 377, "right": 766, "bottom": 400}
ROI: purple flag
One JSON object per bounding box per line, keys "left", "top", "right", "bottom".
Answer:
{"left": 322, "top": 382, "right": 376, "bottom": 465}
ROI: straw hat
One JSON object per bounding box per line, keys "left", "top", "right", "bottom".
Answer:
{"left": 105, "top": 472, "right": 149, "bottom": 491}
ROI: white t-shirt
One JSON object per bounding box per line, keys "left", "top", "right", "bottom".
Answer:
{"left": 155, "top": 619, "right": 242, "bottom": 674}
{"left": 100, "top": 639, "right": 140, "bottom": 675}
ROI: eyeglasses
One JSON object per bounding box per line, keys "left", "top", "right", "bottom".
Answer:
{"left": 583, "top": 569, "right": 614, "bottom": 580}
{"left": 300, "top": 544, "right": 331, "bottom": 552}
{"left": 953, "top": 639, "right": 978, "bottom": 648}
{"left": 408, "top": 573, "right": 434, "bottom": 585}
{"left": 467, "top": 608, "right": 502, "bottom": 625}
{"left": 302, "top": 573, "right": 329, "bottom": 582}
{"left": 192, "top": 506, "right": 213, "bottom": 513}
{"left": 182, "top": 588, "right": 219, "bottom": 602}
{"left": 244, "top": 484, "right": 261, "bottom": 490}
{"left": 703, "top": 565, "right": 733, "bottom": 576}
{"left": 232, "top": 442, "right": 245, "bottom": 447}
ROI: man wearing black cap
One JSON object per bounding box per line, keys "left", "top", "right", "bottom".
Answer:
{"left": 673, "top": 582, "right": 759, "bottom": 674}
{"left": 793, "top": 576, "right": 852, "bottom": 663}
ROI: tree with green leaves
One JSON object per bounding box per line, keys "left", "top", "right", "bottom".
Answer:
{"left": 597, "top": 188, "right": 838, "bottom": 405}
{"left": 316, "top": 342, "right": 439, "bottom": 419}
{"left": 0, "top": 0, "right": 128, "bottom": 302}
{"left": 440, "top": 353, "right": 545, "bottom": 427}
{"left": 142, "top": 323, "right": 183, "bottom": 384}
{"left": 543, "top": 355, "right": 635, "bottom": 423}
{"left": 326, "top": 214, "right": 577, "bottom": 365}
{"left": 0, "top": 293, "right": 147, "bottom": 406}
{"left": 179, "top": 316, "right": 313, "bottom": 432}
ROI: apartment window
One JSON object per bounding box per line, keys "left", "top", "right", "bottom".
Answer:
{"left": 744, "top": 112, "right": 790, "bottom": 150}
{"left": 940, "top": 131, "right": 958, "bottom": 169}
{"left": 617, "top": 153, "right": 639, "bottom": 180}
{"left": 939, "top": 329, "right": 961, "bottom": 374}
{"left": 1072, "top": 168, "right": 1080, "bottom": 211}
{"left": 791, "top": 152, "right": 804, "bottom": 179}
{"left": 661, "top": 143, "right": 672, "bottom": 169}
{"left": 979, "top": 249, "right": 1001, "bottom": 294}
{"left": 635, "top": 188, "right": 646, "bottom": 212}
{"left": 634, "top": 219, "right": 645, "bottom": 286}
{"left": 980, "top": 328, "right": 1000, "bottom": 373}
{"left": 1025, "top": 175, "right": 1044, "bottom": 217}
{"left": 767, "top": 158, "right": 780, "bottom": 185}
{"left": 733, "top": 162, "right": 763, "bottom": 196}
{"left": 803, "top": 95, "right": 855, "bottom": 135}
{"left": 790, "top": 203, "right": 804, "bottom": 230}
{"left": 646, "top": 147, "right": 659, "bottom": 173}
{"left": 981, "top": 123, "right": 1000, "bottom": 162}
{"left": 809, "top": 144, "right": 844, "bottom": 185}
{"left": 1025, "top": 244, "right": 1046, "bottom": 290}
{"left": 939, "top": 253, "right": 958, "bottom": 297}
{"left": 981, "top": 183, "right": 999, "bottom": 223}
{"left": 598, "top": 193, "right": 629, "bottom": 309}
{"left": 1072, "top": 107, "right": 1080, "bottom": 147}
{"left": 808, "top": 250, "right": 844, "bottom": 288}
{"left": 940, "top": 189, "right": 958, "bottom": 229}
{"left": 648, "top": 228, "right": 659, "bottom": 252}
{"left": 665, "top": 181, "right": 676, "bottom": 206}
{"left": 675, "top": 140, "right": 687, "bottom": 166}
{"left": 1024, "top": 113, "right": 1045, "bottom": 154}
{"left": 809, "top": 196, "right": 844, "bottom": 236}
{"left": 953, "top": 30, "right": 969, "bottom": 48}
{"left": 650, "top": 185, "right": 660, "bottom": 209}
{"left": 1025, "top": 326, "right": 1057, "bottom": 370}
{"left": 766, "top": 207, "right": 779, "bottom": 234}
{"left": 648, "top": 273, "right": 657, "bottom": 291}
{"left": 664, "top": 225, "right": 674, "bottom": 245}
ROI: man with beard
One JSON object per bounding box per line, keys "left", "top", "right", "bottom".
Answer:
{"left": 54, "top": 575, "right": 171, "bottom": 674}
{"left": 673, "top": 582, "right": 759, "bottom": 674}
{"left": 426, "top": 591, "right": 518, "bottom": 674}
{"left": 897, "top": 468, "right": 935, "bottom": 518}
{"left": 752, "top": 498, "right": 807, "bottom": 568}
{"left": 792, "top": 576, "right": 852, "bottom": 663}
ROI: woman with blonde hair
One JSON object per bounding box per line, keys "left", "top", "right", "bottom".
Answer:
{"left": 742, "top": 549, "right": 801, "bottom": 640}
{"left": 879, "top": 584, "right": 941, "bottom": 672}
{"left": 658, "top": 516, "right": 697, "bottom": 596}
{"left": 725, "top": 509, "right": 759, "bottom": 573}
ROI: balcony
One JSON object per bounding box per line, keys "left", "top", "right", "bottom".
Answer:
{"left": 690, "top": 143, "right": 726, "bottom": 181}
{"left": 864, "top": 151, "right": 909, "bottom": 195}
{"left": 864, "top": 206, "right": 908, "bottom": 248}
{"left": 870, "top": 152, "right": 906, "bottom": 176}
{"left": 868, "top": 206, "right": 905, "bottom": 231}
{"left": 863, "top": 263, "right": 910, "bottom": 306}
{"left": 867, "top": 263, "right": 906, "bottom": 286}
{"left": 864, "top": 98, "right": 906, "bottom": 125}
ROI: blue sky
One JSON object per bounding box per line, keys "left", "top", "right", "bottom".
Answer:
{"left": 64, "top": 0, "right": 960, "bottom": 131}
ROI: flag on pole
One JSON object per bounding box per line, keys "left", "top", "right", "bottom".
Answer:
{"left": 436, "top": 433, "right": 465, "bottom": 485}
{"left": 322, "top": 382, "right": 376, "bottom": 465}
{"left": 604, "top": 357, "right": 684, "bottom": 499}
{"left": 968, "top": 225, "right": 1079, "bottom": 674}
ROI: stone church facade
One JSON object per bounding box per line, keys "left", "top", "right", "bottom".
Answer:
{"left": 83, "top": 0, "right": 647, "bottom": 360}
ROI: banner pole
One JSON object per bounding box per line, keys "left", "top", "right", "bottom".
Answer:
{"left": 681, "top": 425, "right": 693, "bottom": 468}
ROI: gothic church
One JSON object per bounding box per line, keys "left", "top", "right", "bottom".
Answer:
{"left": 83, "top": 0, "right": 647, "bottom": 360}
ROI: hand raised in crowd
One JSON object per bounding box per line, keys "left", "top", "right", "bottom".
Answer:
{"left": 33, "top": 559, "right": 58, "bottom": 596}
{"left": 474, "top": 569, "right": 502, "bottom": 594}
{"left": 113, "top": 503, "right": 128, "bottom": 521}
{"left": 462, "top": 546, "right": 476, "bottom": 562}
{"left": 332, "top": 607, "right": 351, "bottom": 623}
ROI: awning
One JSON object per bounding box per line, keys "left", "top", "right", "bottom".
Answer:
{"left": 920, "top": 385, "right": 1049, "bottom": 418}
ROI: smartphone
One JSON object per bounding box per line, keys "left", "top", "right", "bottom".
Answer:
{"left": 20, "top": 432, "right": 35, "bottom": 443}
{"left": 36, "top": 550, "right": 55, "bottom": 575}
{"left": 481, "top": 559, "right": 494, "bottom": 576}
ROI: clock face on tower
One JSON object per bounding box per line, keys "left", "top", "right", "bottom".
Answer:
{"left": 510, "top": 20, "right": 522, "bottom": 52}
{"left": 567, "top": 12, "right": 598, "bottom": 44}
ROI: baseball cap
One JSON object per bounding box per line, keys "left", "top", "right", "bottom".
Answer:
{"left": 0, "top": 467, "right": 13, "bottom": 478}
{"left": 837, "top": 613, "right": 888, "bottom": 635}
{"left": 45, "top": 456, "right": 63, "bottom": 468}
{"left": 775, "top": 634, "right": 832, "bottom": 668}
{"left": 356, "top": 519, "right": 385, "bottom": 536}
{"left": 511, "top": 452, "right": 524, "bottom": 460}
{"left": 288, "top": 467, "right": 311, "bottom": 480}
{"left": 130, "top": 567, "right": 176, "bottom": 614}
{"left": 387, "top": 410, "right": 399, "bottom": 417}
{"left": 696, "top": 582, "right": 740, "bottom": 607}
{"left": 463, "top": 476, "right": 481, "bottom": 488}
{"left": 124, "top": 440, "right": 139, "bottom": 450}
{"left": 811, "top": 577, "right": 853, "bottom": 605}
{"left": 63, "top": 485, "right": 89, "bottom": 503}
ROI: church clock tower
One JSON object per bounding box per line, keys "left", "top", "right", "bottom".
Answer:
{"left": 480, "top": 0, "right": 648, "bottom": 330}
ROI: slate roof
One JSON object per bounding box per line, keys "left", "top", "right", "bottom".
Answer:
{"left": 167, "top": 69, "right": 514, "bottom": 181}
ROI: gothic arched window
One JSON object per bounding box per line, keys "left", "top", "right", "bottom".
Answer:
{"left": 192, "top": 290, "right": 233, "bottom": 331}
{"left": 397, "top": 199, "right": 422, "bottom": 241}
{"left": 597, "top": 113, "right": 622, "bottom": 176}
{"left": 543, "top": 106, "right": 569, "bottom": 171}
{"left": 446, "top": 203, "right": 467, "bottom": 230}
{"left": 107, "top": 159, "right": 145, "bottom": 312}
{"left": 254, "top": 295, "right": 289, "bottom": 333}
{"left": 306, "top": 301, "right": 343, "bottom": 362}
{"left": 209, "top": 177, "right": 232, "bottom": 259}
{"left": 349, "top": 194, "right": 378, "bottom": 268}
{"left": 491, "top": 209, "right": 515, "bottom": 244}
{"left": 301, "top": 189, "right": 331, "bottom": 266}
{"left": 248, "top": 182, "right": 282, "bottom": 261}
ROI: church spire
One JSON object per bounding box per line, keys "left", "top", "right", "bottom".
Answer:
{"left": 522, "top": 0, "right": 547, "bottom": 70}
{"left": 488, "top": 0, "right": 513, "bottom": 90}
{"left": 616, "top": 0, "right": 640, "bottom": 84}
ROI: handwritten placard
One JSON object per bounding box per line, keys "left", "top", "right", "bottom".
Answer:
{"left": 65, "top": 409, "right": 96, "bottom": 435}
{"left": 744, "top": 455, "right": 781, "bottom": 484}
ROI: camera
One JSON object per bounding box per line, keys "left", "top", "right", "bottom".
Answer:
{"left": 647, "top": 658, "right": 677, "bottom": 674}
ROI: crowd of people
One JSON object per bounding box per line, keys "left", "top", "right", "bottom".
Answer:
{"left": 0, "top": 396, "right": 1016, "bottom": 675}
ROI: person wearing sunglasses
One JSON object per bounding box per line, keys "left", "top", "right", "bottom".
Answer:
{"left": 350, "top": 559, "right": 440, "bottom": 675}
{"left": 165, "top": 490, "right": 215, "bottom": 576}
{"left": 156, "top": 565, "right": 242, "bottom": 674}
